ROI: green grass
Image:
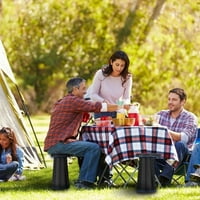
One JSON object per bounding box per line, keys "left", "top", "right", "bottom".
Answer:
{"left": 0, "top": 114, "right": 199, "bottom": 200}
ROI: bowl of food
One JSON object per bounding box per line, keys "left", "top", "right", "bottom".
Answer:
{"left": 142, "top": 115, "right": 154, "bottom": 126}
{"left": 124, "top": 118, "right": 135, "bottom": 126}
{"left": 95, "top": 119, "right": 112, "bottom": 127}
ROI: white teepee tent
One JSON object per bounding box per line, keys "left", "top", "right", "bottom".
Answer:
{"left": 0, "top": 40, "right": 45, "bottom": 169}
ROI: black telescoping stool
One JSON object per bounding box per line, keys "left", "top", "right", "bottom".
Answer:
{"left": 136, "top": 153, "right": 160, "bottom": 194}
{"left": 51, "top": 154, "right": 70, "bottom": 190}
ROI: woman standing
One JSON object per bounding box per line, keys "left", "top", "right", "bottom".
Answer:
{"left": 0, "top": 127, "right": 25, "bottom": 181}
{"left": 90, "top": 50, "right": 132, "bottom": 119}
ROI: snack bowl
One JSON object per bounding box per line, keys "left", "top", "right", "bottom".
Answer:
{"left": 124, "top": 118, "right": 135, "bottom": 126}
{"left": 142, "top": 115, "right": 154, "bottom": 126}
{"left": 95, "top": 119, "right": 112, "bottom": 127}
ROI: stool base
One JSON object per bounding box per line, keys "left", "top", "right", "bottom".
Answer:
{"left": 52, "top": 154, "right": 70, "bottom": 190}
{"left": 136, "top": 153, "right": 159, "bottom": 194}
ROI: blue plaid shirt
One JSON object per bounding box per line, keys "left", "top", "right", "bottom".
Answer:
{"left": 157, "top": 109, "right": 198, "bottom": 149}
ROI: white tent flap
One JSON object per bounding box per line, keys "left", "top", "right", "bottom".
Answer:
{"left": 0, "top": 40, "right": 43, "bottom": 169}
{"left": 0, "top": 41, "right": 16, "bottom": 83}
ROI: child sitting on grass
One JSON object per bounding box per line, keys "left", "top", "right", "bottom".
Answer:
{"left": 0, "top": 127, "right": 26, "bottom": 181}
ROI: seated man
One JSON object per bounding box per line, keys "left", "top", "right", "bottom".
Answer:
{"left": 155, "top": 88, "right": 198, "bottom": 187}
{"left": 44, "top": 77, "right": 129, "bottom": 189}
{"left": 185, "top": 143, "right": 200, "bottom": 186}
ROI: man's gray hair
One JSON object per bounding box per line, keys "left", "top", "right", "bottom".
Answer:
{"left": 66, "top": 77, "right": 86, "bottom": 93}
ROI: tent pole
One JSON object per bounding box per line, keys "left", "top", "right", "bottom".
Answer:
{"left": 15, "top": 84, "right": 47, "bottom": 168}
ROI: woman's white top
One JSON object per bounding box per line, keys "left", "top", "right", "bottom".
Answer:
{"left": 90, "top": 69, "right": 132, "bottom": 104}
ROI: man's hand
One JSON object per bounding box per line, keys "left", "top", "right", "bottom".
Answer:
{"left": 169, "top": 130, "right": 181, "bottom": 141}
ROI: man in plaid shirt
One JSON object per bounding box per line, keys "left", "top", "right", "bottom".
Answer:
{"left": 155, "top": 88, "right": 198, "bottom": 187}
{"left": 44, "top": 77, "right": 128, "bottom": 189}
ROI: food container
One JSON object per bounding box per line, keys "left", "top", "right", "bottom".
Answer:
{"left": 112, "top": 118, "right": 125, "bottom": 126}
{"left": 128, "top": 102, "right": 140, "bottom": 126}
{"left": 142, "top": 115, "right": 154, "bottom": 126}
{"left": 112, "top": 118, "right": 135, "bottom": 126}
{"left": 142, "top": 114, "right": 160, "bottom": 126}
{"left": 116, "top": 113, "right": 126, "bottom": 119}
{"left": 100, "top": 116, "right": 112, "bottom": 120}
{"left": 124, "top": 118, "right": 135, "bottom": 126}
{"left": 128, "top": 113, "right": 140, "bottom": 126}
{"left": 95, "top": 119, "right": 112, "bottom": 127}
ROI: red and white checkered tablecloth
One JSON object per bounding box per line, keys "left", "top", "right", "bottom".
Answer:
{"left": 80, "top": 125, "right": 178, "bottom": 167}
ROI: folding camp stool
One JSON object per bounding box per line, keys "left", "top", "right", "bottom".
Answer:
{"left": 51, "top": 154, "right": 70, "bottom": 190}
{"left": 112, "top": 159, "right": 139, "bottom": 187}
{"left": 136, "top": 153, "right": 159, "bottom": 194}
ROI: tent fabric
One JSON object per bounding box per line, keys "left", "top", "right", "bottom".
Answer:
{"left": 0, "top": 41, "right": 16, "bottom": 83}
{"left": 0, "top": 40, "right": 42, "bottom": 169}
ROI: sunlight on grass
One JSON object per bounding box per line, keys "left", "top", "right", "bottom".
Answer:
{"left": 0, "top": 114, "right": 199, "bottom": 200}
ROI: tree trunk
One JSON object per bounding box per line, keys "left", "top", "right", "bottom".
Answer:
{"left": 0, "top": 0, "right": 2, "bottom": 13}
{"left": 138, "top": 0, "right": 167, "bottom": 45}
{"left": 115, "top": 0, "right": 142, "bottom": 49}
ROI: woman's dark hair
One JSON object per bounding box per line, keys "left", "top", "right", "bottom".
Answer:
{"left": 0, "top": 127, "right": 18, "bottom": 161}
{"left": 66, "top": 77, "right": 86, "bottom": 93}
{"left": 169, "top": 88, "right": 187, "bottom": 101}
{"left": 102, "top": 50, "right": 131, "bottom": 85}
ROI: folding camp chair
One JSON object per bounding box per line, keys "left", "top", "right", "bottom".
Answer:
{"left": 172, "top": 152, "right": 191, "bottom": 185}
{"left": 97, "top": 159, "right": 138, "bottom": 188}
{"left": 112, "top": 159, "right": 139, "bottom": 187}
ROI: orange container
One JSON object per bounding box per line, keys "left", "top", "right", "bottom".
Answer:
{"left": 124, "top": 118, "right": 135, "bottom": 126}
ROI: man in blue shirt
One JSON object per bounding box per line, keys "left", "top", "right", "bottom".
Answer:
{"left": 185, "top": 143, "right": 200, "bottom": 186}
{"left": 155, "top": 88, "right": 198, "bottom": 187}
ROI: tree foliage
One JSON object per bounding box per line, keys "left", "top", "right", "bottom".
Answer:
{"left": 0, "top": 0, "right": 200, "bottom": 116}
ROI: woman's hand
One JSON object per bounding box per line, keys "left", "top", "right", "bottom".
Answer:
{"left": 123, "top": 104, "right": 131, "bottom": 111}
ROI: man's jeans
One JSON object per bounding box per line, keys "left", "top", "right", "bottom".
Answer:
{"left": 48, "top": 141, "right": 101, "bottom": 183}
{"left": 186, "top": 143, "right": 200, "bottom": 182}
{"left": 155, "top": 141, "right": 189, "bottom": 182}
{"left": 0, "top": 161, "right": 19, "bottom": 180}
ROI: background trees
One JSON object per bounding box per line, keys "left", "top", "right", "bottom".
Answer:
{"left": 0, "top": 0, "right": 199, "bottom": 115}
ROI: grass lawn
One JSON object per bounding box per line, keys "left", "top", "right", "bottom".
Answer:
{"left": 0, "top": 114, "right": 199, "bottom": 200}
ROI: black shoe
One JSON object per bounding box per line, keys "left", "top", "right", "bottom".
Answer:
{"left": 190, "top": 173, "right": 200, "bottom": 182}
{"left": 158, "top": 176, "right": 170, "bottom": 187}
{"left": 185, "top": 181, "right": 200, "bottom": 187}
{"left": 98, "top": 179, "right": 117, "bottom": 188}
{"left": 193, "top": 164, "right": 200, "bottom": 169}
{"left": 75, "top": 181, "right": 96, "bottom": 190}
